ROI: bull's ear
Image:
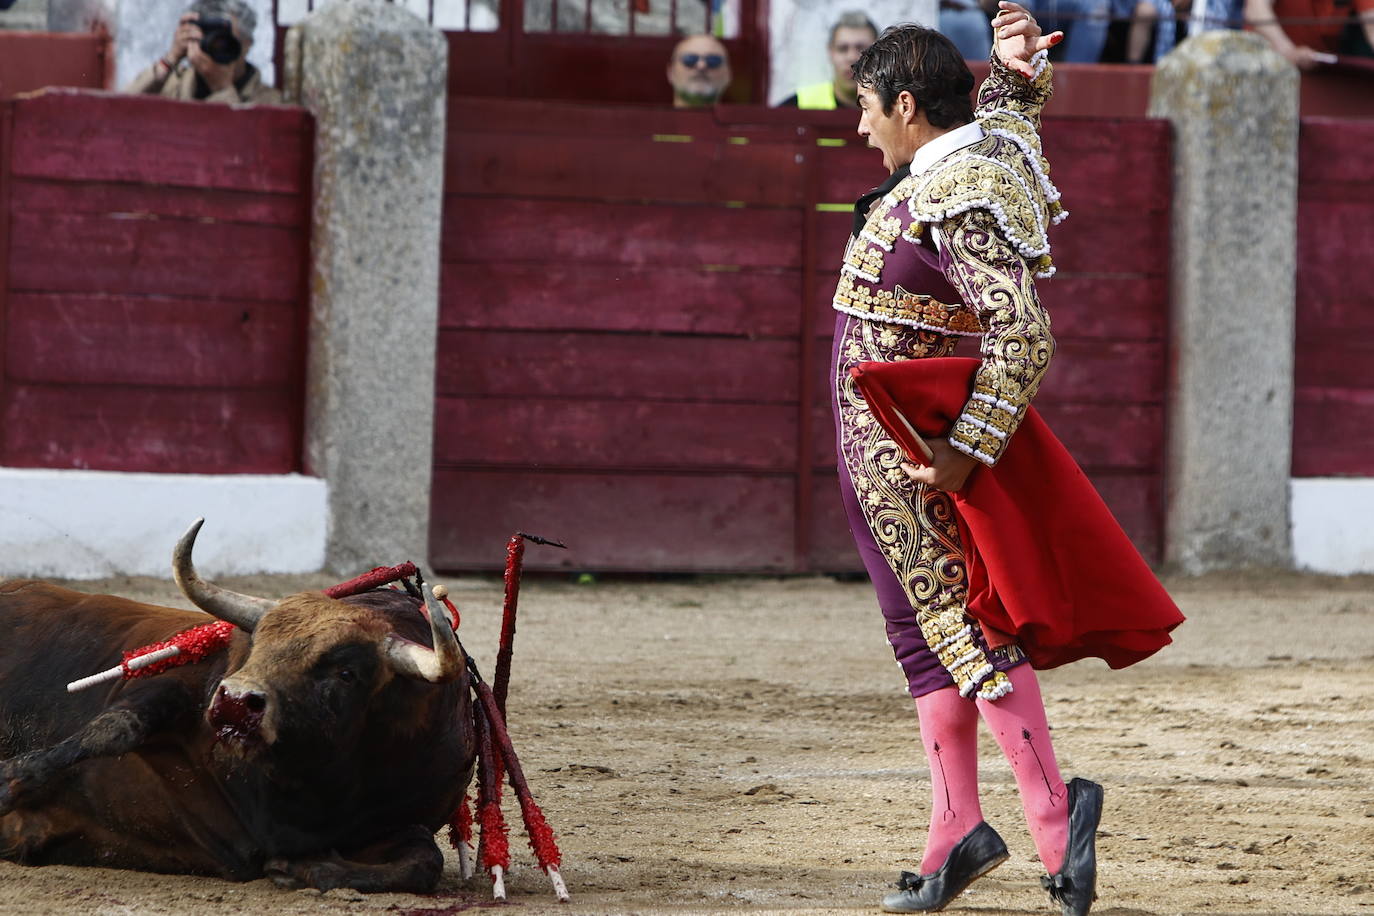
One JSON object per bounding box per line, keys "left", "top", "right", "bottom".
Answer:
{"left": 382, "top": 585, "right": 465, "bottom": 683}
{"left": 172, "top": 519, "right": 274, "bottom": 631}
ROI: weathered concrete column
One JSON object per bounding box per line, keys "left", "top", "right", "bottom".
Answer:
{"left": 289, "top": 0, "right": 447, "bottom": 572}
{"left": 1149, "top": 32, "right": 1298, "bottom": 573}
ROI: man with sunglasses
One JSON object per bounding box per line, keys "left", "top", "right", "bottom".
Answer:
{"left": 778, "top": 10, "right": 879, "bottom": 110}
{"left": 666, "top": 35, "right": 733, "bottom": 107}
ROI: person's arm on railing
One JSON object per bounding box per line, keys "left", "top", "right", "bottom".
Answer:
{"left": 1244, "top": 0, "right": 1322, "bottom": 68}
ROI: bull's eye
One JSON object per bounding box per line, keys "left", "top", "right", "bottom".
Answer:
{"left": 337, "top": 668, "right": 356, "bottom": 683}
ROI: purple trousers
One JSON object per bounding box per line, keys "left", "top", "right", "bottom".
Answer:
{"left": 831, "top": 314, "right": 1026, "bottom": 698}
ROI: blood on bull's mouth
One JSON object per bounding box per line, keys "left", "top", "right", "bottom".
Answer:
{"left": 207, "top": 685, "right": 269, "bottom": 753}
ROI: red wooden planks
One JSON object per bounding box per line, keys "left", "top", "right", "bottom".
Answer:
{"left": 805, "top": 472, "right": 861, "bottom": 571}
{"left": 443, "top": 262, "right": 801, "bottom": 337}
{"left": 1041, "top": 119, "right": 1172, "bottom": 211}
{"left": 434, "top": 397, "right": 796, "bottom": 471}
{"left": 1295, "top": 200, "right": 1374, "bottom": 315}
{"left": 1293, "top": 387, "right": 1374, "bottom": 477}
{"left": 1299, "top": 118, "right": 1374, "bottom": 187}
{"left": 1293, "top": 119, "right": 1374, "bottom": 478}
{"left": 6, "top": 293, "right": 299, "bottom": 389}
{"left": 436, "top": 330, "right": 798, "bottom": 401}
{"left": 1, "top": 384, "right": 297, "bottom": 473}
{"left": 11, "top": 91, "right": 310, "bottom": 194}
{"left": 12, "top": 178, "right": 304, "bottom": 228}
{"left": 449, "top": 96, "right": 806, "bottom": 141}
{"left": 1049, "top": 208, "right": 1169, "bottom": 276}
{"left": 814, "top": 143, "right": 886, "bottom": 205}
{"left": 0, "top": 32, "right": 109, "bottom": 99}
{"left": 445, "top": 196, "right": 803, "bottom": 268}
{"left": 1035, "top": 339, "right": 1164, "bottom": 405}
{"left": 0, "top": 95, "right": 312, "bottom": 475}
{"left": 447, "top": 131, "right": 806, "bottom": 206}
{"left": 1035, "top": 404, "right": 1163, "bottom": 472}
{"left": 9, "top": 211, "right": 303, "bottom": 302}
{"left": 431, "top": 468, "right": 796, "bottom": 571}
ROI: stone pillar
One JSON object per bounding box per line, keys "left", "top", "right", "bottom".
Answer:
{"left": 289, "top": 0, "right": 447, "bottom": 572}
{"left": 1148, "top": 32, "right": 1298, "bottom": 572}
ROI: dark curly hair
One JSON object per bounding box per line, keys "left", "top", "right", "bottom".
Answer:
{"left": 851, "top": 24, "right": 975, "bottom": 128}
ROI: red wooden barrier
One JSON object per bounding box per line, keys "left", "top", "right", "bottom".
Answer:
{"left": 1292, "top": 117, "right": 1374, "bottom": 477}
{"left": 0, "top": 31, "right": 111, "bottom": 99}
{"left": 0, "top": 90, "right": 313, "bottom": 474}
{"left": 435, "top": 99, "right": 1171, "bottom": 572}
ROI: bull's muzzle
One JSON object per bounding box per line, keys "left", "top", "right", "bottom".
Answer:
{"left": 207, "top": 682, "right": 272, "bottom": 752}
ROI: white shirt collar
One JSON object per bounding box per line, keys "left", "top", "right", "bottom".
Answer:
{"left": 908, "top": 121, "right": 985, "bottom": 177}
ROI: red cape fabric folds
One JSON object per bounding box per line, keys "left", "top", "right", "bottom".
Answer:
{"left": 851, "top": 357, "right": 1184, "bottom": 670}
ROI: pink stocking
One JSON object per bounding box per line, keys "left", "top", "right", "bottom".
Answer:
{"left": 913, "top": 685, "right": 983, "bottom": 873}
{"left": 976, "top": 664, "right": 1069, "bottom": 874}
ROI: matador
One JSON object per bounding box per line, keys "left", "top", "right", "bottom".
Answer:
{"left": 829, "top": 11, "right": 1180, "bottom": 915}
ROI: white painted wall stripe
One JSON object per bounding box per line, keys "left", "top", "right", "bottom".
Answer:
{"left": 0, "top": 469, "right": 327, "bottom": 580}
{"left": 1291, "top": 477, "right": 1374, "bottom": 575}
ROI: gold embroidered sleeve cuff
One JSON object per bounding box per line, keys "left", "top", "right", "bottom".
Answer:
{"left": 948, "top": 390, "right": 1022, "bottom": 466}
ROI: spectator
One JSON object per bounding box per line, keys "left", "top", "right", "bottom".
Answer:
{"left": 1039, "top": 0, "right": 1178, "bottom": 61}
{"left": 1113, "top": 0, "right": 1179, "bottom": 61}
{"left": 940, "top": 0, "right": 996, "bottom": 59}
{"left": 666, "top": 34, "right": 732, "bottom": 107}
{"left": 124, "top": 0, "right": 280, "bottom": 104}
{"left": 777, "top": 11, "right": 878, "bottom": 108}
{"left": 1245, "top": 0, "right": 1374, "bottom": 66}
{"left": 1037, "top": 0, "right": 1113, "bottom": 60}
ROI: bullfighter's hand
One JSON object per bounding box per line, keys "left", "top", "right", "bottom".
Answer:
{"left": 992, "top": 1, "right": 1064, "bottom": 78}
{"left": 900, "top": 439, "right": 980, "bottom": 493}
{"left": 189, "top": 41, "right": 237, "bottom": 94}
{"left": 167, "top": 12, "right": 201, "bottom": 65}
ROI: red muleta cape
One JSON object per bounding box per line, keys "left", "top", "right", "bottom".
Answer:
{"left": 851, "top": 356, "right": 1184, "bottom": 670}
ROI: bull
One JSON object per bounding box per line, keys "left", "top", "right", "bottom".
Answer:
{"left": 0, "top": 520, "right": 474, "bottom": 892}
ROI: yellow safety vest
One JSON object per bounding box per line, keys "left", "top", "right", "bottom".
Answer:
{"left": 796, "top": 81, "right": 838, "bottom": 110}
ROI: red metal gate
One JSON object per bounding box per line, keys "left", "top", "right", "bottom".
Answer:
{"left": 433, "top": 100, "right": 1171, "bottom": 572}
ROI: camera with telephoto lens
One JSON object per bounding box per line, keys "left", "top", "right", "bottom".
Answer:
{"left": 196, "top": 16, "right": 242, "bottom": 64}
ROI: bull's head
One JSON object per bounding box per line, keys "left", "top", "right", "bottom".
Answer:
{"left": 172, "top": 519, "right": 464, "bottom": 757}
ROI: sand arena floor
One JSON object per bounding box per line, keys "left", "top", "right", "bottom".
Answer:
{"left": 1, "top": 570, "right": 1371, "bottom": 916}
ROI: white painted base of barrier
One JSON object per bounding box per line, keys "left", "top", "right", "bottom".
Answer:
{"left": 0, "top": 468, "right": 328, "bottom": 579}
{"left": 1291, "top": 478, "right": 1374, "bottom": 575}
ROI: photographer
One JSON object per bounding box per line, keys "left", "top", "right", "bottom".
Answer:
{"left": 124, "top": 0, "right": 280, "bottom": 104}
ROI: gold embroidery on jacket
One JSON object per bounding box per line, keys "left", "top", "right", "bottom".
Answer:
{"left": 834, "top": 315, "right": 1012, "bottom": 700}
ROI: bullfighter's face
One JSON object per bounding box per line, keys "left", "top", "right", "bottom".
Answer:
{"left": 856, "top": 84, "right": 916, "bottom": 176}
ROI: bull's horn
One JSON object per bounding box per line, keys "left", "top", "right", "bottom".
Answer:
{"left": 172, "top": 519, "right": 273, "bottom": 631}
{"left": 383, "top": 584, "right": 465, "bottom": 683}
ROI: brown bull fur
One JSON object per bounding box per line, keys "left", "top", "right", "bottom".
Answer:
{"left": 0, "top": 580, "right": 474, "bottom": 892}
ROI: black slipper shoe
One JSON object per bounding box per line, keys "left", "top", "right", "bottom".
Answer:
{"left": 880, "top": 821, "right": 1009, "bottom": 913}
{"left": 1041, "top": 777, "right": 1104, "bottom": 916}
